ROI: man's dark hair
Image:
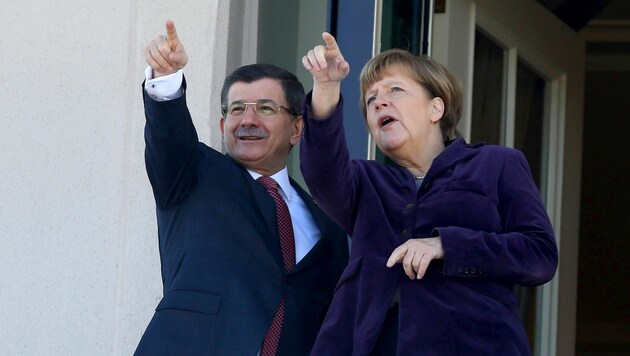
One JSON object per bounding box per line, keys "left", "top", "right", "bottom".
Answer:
{"left": 220, "top": 64, "right": 305, "bottom": 118}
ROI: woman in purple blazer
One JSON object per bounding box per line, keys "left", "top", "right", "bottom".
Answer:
{"left": 299, "top": 33, "right": 558, "bottom": 355}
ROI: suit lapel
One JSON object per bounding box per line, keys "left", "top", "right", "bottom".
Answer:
{"left": 224, "top": 163, "right": 340, "bottom": 275}
{"left": 289, "top": 179, "right": 335, "bottom": 274}
{"left": 291, "top": 178, "right": 331, "bottom": 238}
{"left": 228, "top": 156, "right": 284, "bottom": 270}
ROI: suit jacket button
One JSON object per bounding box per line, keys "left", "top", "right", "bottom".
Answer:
{"left": 464, "top": 267, "right": 470, "bottom": 274}
{"left": 471, "top": 268, "right": 477, "bottom": 275}
{"left": 405, "top": 203, "right": 414, "bottom": 210}
{"left": 457, "top": 267, "right": 463, "bottom": 274}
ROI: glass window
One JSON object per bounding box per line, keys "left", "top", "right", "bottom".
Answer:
{"left": 381, "top": 0, "right": 431, "bottom": 54}
{"left": 471, "top": 30, "right": 504, "bottom": 145}
{"left": 515, "top": 60, "right": 545, "bottom": 189}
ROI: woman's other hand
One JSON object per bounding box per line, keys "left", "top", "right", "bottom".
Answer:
{"left": 386, "top": 237, "right": 445, "bottom": 279}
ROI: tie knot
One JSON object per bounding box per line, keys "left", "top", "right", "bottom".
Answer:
{"left": 257, "top": 176, "right": 278, "bottom": 193}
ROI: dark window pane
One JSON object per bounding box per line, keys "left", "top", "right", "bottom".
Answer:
{"left": 381, "top": 0, "right": 430, "bottom": 54}
{"left": 515, "top": 60, "right": 545, "bottom": 190}
{"left": 471, "top": 30, "right": 504, "bottom": 145}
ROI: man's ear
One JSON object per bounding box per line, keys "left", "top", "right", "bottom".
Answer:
{"left": 220, "top": 117, "right": 226, "bottom": 134}
{"left": 290, "top": 115, "right": 304, "bottom": 145}
{"left": 430, "top": 97, "right": 445, "bottom": 123}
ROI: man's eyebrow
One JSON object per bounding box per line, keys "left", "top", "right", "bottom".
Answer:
{"left": 228, "top": 98, "right": 276, "bottom": 104}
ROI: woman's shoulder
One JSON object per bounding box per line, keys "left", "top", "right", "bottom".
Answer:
{"left": 467, "top": 141, "right": 524, "bottom": 160}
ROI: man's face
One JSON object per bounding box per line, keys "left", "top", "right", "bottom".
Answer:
{"left": 220, "top": 78, "right": 303, "bottom": 176}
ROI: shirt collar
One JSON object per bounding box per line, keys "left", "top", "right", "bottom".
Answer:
{"left": 248, "top": 167, "right": 293, "bottom": 201}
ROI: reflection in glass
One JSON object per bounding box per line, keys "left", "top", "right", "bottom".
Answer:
{"left": 515, "top": 60, "right": 545, "bottom": 190}
{"left": 381, "top": 0, "right": 431, "bottom": 54}
{"left": 471, "top": 29, "right": 504, "bottom": 145}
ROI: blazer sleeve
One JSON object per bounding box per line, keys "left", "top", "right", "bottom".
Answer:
{"left": 300, "top": 92, "right": 360, "bottom": 234}
{"left": 437, "top": 149, "right": 558, "bottom": 286}
{"left": 143, "top": 79, "right": 199, "bottom": 209}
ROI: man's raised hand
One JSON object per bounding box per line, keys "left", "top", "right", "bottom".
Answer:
{"left": 144, "top": 20, "right": 188, "bottom": 78}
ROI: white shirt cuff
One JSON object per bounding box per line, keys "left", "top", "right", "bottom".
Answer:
{"left": 144, "top": 66, "right": 184, "bottom": 101}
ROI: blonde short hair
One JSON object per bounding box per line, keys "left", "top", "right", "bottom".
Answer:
{"left": 359, "top": 49, "right": 463, "bottom": 140}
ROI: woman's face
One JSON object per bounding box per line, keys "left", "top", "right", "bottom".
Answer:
{"left": 364, "top": 67, "right": 442, "bottom": 159}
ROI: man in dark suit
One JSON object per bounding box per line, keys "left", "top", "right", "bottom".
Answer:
{"left": 134, "top": 21, "right": 348, "bottom": 356}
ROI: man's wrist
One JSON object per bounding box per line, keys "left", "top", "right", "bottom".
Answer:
{"left": 144, "top": 66, "right": 184, "bottom": 101}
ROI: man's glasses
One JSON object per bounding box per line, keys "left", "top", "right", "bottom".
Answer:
{"left": 221, "top": 99, "right": 297, "bottom": 117}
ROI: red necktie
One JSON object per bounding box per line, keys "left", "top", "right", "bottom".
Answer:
{"left": 258, "top": 176, "right": 296, "bottom": 355}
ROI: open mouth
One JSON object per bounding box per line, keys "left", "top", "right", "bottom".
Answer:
{"left": 380, "top": 116, "right": 396, "bottom": 128}
{"left": 238, "top": 136, "right": 263, "bottom": 141}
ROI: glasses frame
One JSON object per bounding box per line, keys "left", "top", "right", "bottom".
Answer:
{"left": 221, "top": 99, "right": 298, "bottom": 117}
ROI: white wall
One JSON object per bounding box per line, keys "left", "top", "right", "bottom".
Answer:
{"left": 0, "top": 1, "right": 236, "bottom": 354}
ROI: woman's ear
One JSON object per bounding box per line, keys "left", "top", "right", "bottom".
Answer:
{"left": 430, "top": 97, "right": 445, "bottom": 123}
